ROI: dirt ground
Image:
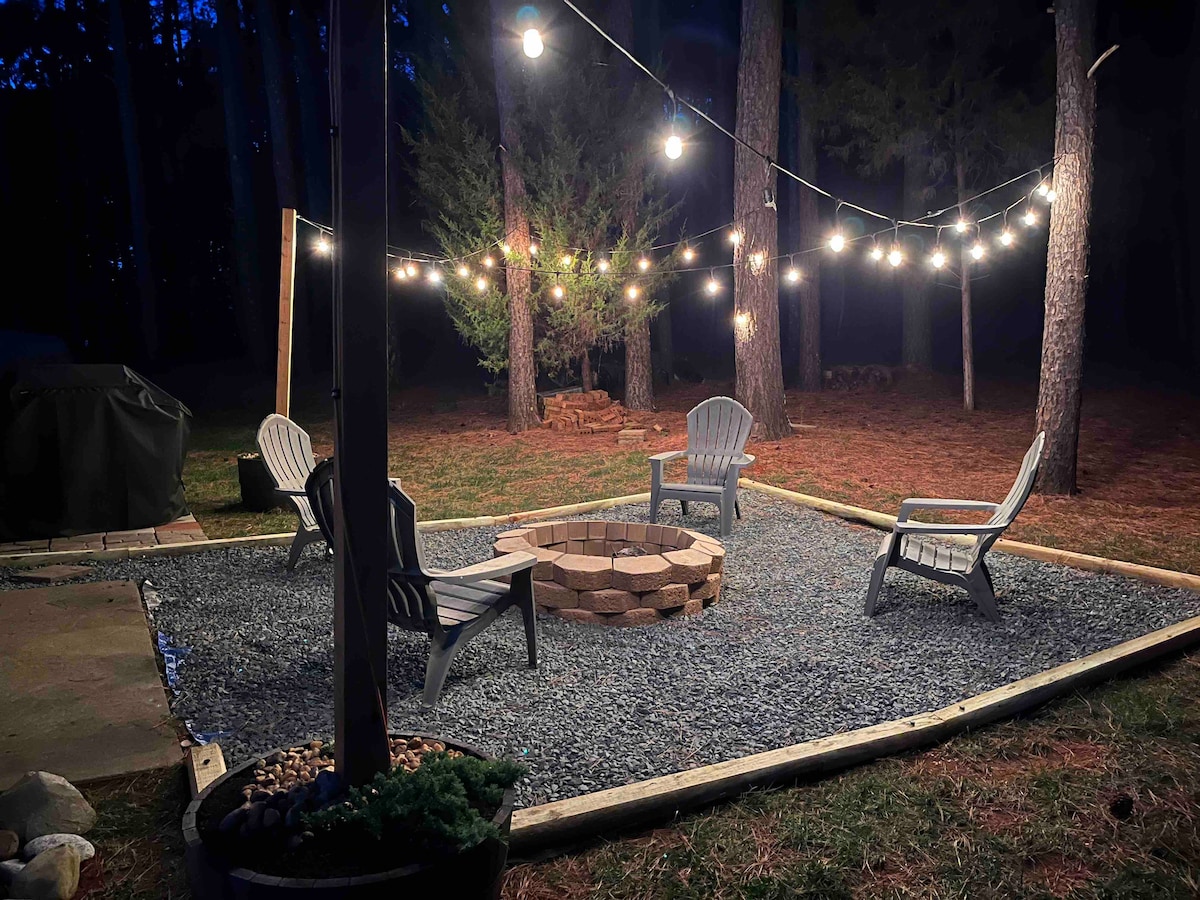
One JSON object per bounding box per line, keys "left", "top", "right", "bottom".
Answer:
{"left": 293, "top": 374, "right": 1200, "bottom": 573}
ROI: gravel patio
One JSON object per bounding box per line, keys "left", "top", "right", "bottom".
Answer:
{"left": 6, "top": 491, "right": 1198, "bottom": 809}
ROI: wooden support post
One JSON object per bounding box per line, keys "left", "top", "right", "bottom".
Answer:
{"left": 276, "top": 207, "right": 297, "bottom": 417}
{"left": 330, "top": 0, "right": 392, "bottom": 788}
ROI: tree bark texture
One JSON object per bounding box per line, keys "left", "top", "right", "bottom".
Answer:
{"left": 580, "top": 351, "right": 593, "bottom": 393}
{"left": 609, "top": 0, "right": 654, "bottom": 410}
{"left": 1035, "top": 0, "right": 1096, "bottom": 495}
{"left": 108, "top": 0, "right": 159, "bottom": 361}
{"left": 254, "top": 0, "right": 299, "bottom": 210}
{"left": 901, "top": 146, "right": 932, "bottom": 369}
{"left": 215, "top": 0, "right": 268, "bottom": 369}
{"left": 733, "top": 0, "right": 790, "bottom": 440}
{"left": 795, "top": 73, "right": 822, "bottom": 392}
{"left": 490, "top": 0, "right": 540, "bottom": 432}
{"left": 957, "top": 153, "right": 975, "bottom": 411}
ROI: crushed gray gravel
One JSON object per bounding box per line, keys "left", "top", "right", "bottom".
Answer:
{"left": 5, "top": 492, "right": 1198, "bottom": 808}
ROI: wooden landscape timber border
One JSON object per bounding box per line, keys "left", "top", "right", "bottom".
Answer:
{"left": 507, "top": 611, "right": 1200, "bottom": 853}
{"left": 0, "top": 492, "right": 654, "bottom": 569}
{"left": 739, "top": 479, "right": 1200, "bottom": 593}
{"left": 6, "top": 481, "right": 1200, "bottom": 859}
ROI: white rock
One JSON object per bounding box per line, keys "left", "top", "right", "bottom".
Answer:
{"left": 0, "top": 772, "right": 97, "bottom": 842}
{"left": 22, "top": 833, "right": 95, "bottom": 862}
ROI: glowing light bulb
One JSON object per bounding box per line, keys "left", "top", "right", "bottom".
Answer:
{"left": 596, "top": 259, "right": 609, "bottom": 273}
{"left": 561, "top": 254, "right": 573, "bottom": 266}
{"left": 529, "top": 243, "right": 538, "bottom": 256}
{"left": 427, "top": 268, "right": 441, "bottom": 283}
{"left": 316, "top": 237, "right": 331, "bottom": 254}
{"left": 706, "top": 278, "right": 720, "bottom": 295}
{"left": 552, "top": 284, "right": 564, "bottom": 299}
{"left": 665, "top": 134, "right": 683, "bottom": 160}
{"left": 475, "top": 277, "right": 488, "bottom": 292}
{"left": 735, "top": 312, "right": 749, "bottom": 327}
{"left": 930, "top": 250, "right": 946, "bottom": 269}
{"left": 457, "top": 265, "right": 469, "bottom": 278}
{"left": 869, "top": 246, "right": 884, "bottom": 262}
{"left": 1045, "top": 189, "right": 1057, "bottom": 202}
{"left": 970, "top": 243, "right": 984, "bottom": 261}
{"left": 637, "top": 257, "right": 651, "bottom": 272}
{"left": 522, "top": 28, "right": 544, "bottom": 59}
{"left": 1000, "top": 230, "right": 1013, "bottom": 246}
{"left": 1023, "top": 210, "right": 1037, "bottom": 227}
{"left": 395, "top": 267, "right": 407, "bottom": 280}
{"left": 682, "top": 247, "right": 695, "bottom": 262}
{"left": 1037, "top": 182, "right": 1049, "bottom": 197}
{"left": 405, "top": 263, "right": 418, "bottom": 278}
{"left": 955, "top": 219, "right": 968, "bottom": 234}
{"left": 728, "top": 230, "right": 741, "bottom": 246}
{"left": 626, "top": 285, "right": 640, "bottom": 300}
{"left": 888, "top": 248, "right": 903, "bottom": 267}
{"left": 786, "top": 267, "right": 800, "bottom": 283}
{"left": 828, "top": 233, "right": 846, "bottom": 253}
{"left": 482, "top": 256, "right": 494, "bottom": 268}
{"left": 501, "top": 243, "right": 511, "bottom": 254}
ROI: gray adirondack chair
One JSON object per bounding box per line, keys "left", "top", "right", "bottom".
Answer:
{"left": 386, "top": 483, "right": 538, "bottom": 707}
{"left": 256, "top": 414, "right": 326, "bottom": 571}
{"left": 649, "top": 396, "right": 755, "bottom": 536}
{"left": 306, "top": 474, "right": 538, "bottom": 706}
{"left": 864, "top": 432, "right": 1046, "bottom": 623}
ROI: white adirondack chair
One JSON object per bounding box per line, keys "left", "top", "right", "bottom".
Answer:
{"left": 649, "top": 396, "right": 755, "bottom": 536}
{"left": 256, "top": 414, "right": 326, "bottom": 571}
{"left": 864, "top": 432, "right": 1046, "bottom": 622}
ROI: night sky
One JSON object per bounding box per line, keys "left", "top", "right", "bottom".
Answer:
{"left": 0, "top": 0, "right": 1196, "bottom": 392}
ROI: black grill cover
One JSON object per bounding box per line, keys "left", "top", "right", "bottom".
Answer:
{"left": 0, "top": 365, "right": 192, "bottom": 540}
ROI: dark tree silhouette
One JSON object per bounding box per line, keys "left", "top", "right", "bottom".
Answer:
{"left": 253, "top": 0, "right": 299, "bottom": 210}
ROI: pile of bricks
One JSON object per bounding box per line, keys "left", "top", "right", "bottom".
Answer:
{"left": 540, "top": 390, "right": 628, "bottom": 433}
{"left": 492, "top": 521, "right": 725, "bottom": 626}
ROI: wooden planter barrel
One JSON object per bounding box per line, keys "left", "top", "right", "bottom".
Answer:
{"left": 236, "top": 454, "right": 287, "bottom": 512}
{"left": 183, "top": 736, "right": 515, "bottom": 899}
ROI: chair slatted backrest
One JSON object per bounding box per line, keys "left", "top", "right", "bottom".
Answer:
{"left": 685, "top": 397, "right": 754, "bottom": 486}
{"left": 256, "top": 414, "right": 317, "bottom": 529}
{"left": 971, "top": 432, "right": 1046, "bottom": 561}
{"left": 304, "top": 458, "right": 335, "bottom": 545}
{"left": 386, "top": 482, "right": 438, "bottom": 632}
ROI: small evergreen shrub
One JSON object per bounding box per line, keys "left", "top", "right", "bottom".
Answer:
{"left": 305, "top": 752, "right": 525, "bottom": 857}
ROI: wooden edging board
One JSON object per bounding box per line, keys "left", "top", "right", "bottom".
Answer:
{"left": 509, "top": 611, "right": 1200, "bottom": 853}
{"left": 738, "top": 478, "right": 1200, "bottom": 593}
{"left": 0, "top": 492, "right": 654, "bottom": 569}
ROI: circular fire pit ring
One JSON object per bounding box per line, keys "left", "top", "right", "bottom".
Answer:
{"left": 491, "top": 521, "right": 725, "bottom": 626}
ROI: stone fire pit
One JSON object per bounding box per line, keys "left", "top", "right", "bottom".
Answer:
{"left": 491, "top": 521, "right": 725, "bottom": 625}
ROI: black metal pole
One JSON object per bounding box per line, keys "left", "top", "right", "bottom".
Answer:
{"left": 330, "top": 0, "right": 391, "bottom": 788}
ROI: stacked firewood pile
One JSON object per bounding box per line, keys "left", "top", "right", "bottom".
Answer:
{"left": 541, "top": 390, "right": 628, "bottom": 433}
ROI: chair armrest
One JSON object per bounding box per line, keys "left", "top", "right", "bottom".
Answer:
{"left": 426, "top": 551, "right": 536, "bottom": 586}
{"left": 278, "top": 487, "right": 308, "bottom": 496}
{"left": 893, "top": 521, "right": 1007, "bottom": 536}
{"left": 731, "top": 453, "right": 755, "bottom": 467}
{"left": 649, "top": 450, "right": 687, "bottom": 463}
{"left": 896, "top": 498, "right": 997, "bottom": 522}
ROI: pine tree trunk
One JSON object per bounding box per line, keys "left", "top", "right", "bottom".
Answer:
{"left": 901, "top": 145, "right": 932, "bottom": 369}
{"left": 609, "top": 0, "right": 655, "bottom": 410}
{"left": 796, "top": 75, "right": 822, "bottom": 392}
{"left": 653, "top": 307, "right": 674, "bottom": 384}
{"left": 1035, "top": 0, "right": 1096, "bottom": 495}
{"left": 490, "top": 0, "right": 540, "bottom": 432}
{"left": 580, "top": 351, "right": 593, "bottom": 393}
{"left": 108, "top": 0, "right": 159, "bottom": 361}
{"left": 957, "top": 153, "right": 975, "bottom": 411}
{"left": 216, "top": 0, "right": 268, "bottom": 370}
{"left": 291, "top": 0, "right": 330, "bottom": 221}
{"left": 254, "top": 0, "right": 299, "bottom": 209}
{"left": 733, "top": 0, "right": 790, "bottom": 440}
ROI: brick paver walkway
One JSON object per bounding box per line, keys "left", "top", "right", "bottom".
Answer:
{"left": 0, "top": 513, "right": 208, "bottom": 555}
